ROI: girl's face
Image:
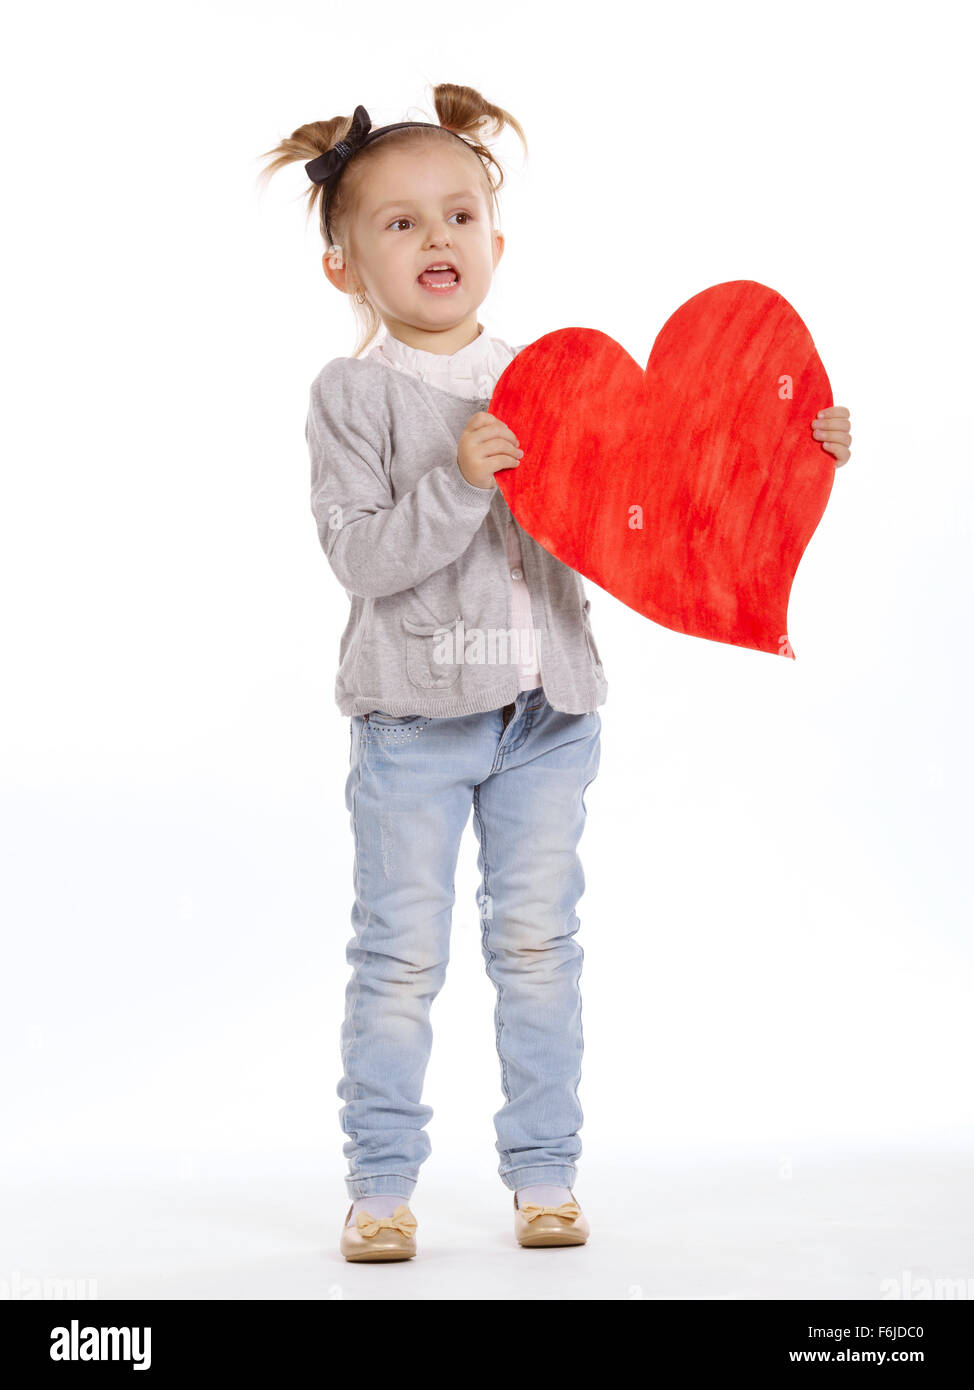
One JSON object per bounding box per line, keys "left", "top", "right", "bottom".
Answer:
{"left": 340, "top": 144, "right": 504, "bottom": 347}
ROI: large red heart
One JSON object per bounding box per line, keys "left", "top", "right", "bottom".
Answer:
{"left": 489, "top": 280, "right": 835, "bottom": 657}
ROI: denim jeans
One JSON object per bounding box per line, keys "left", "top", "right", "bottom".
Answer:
{"left": 339, "top": 684, "right": 601, "bottom": 1200}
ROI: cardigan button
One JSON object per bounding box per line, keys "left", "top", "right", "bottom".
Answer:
{"left": 510, "top": 567, "right": 523, "bottom": 581}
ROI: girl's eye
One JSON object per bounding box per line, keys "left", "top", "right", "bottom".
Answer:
{"left": 388, "top": 212, "right": 472, "bottom": 231}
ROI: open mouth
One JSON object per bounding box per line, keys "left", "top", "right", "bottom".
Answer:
{"left": 417, "top": 262, "right": 460, "bottom": 290}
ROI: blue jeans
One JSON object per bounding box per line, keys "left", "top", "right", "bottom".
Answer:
{"left": 339, "top": 685, "right": 601, "bottom": 1200}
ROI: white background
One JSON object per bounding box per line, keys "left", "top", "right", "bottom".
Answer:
{"left": 2, "top": 0, "right": 972, "bottom": 1297}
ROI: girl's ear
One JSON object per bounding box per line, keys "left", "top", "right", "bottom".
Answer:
{"left": 320, "top": 250, "right": 365, "bottom": 302}
{"left": 321, "top": 247, "right": 352, "bottom": 294}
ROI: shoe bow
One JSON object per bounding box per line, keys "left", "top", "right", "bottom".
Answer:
{"left": 518, "top": 1200, "right": 581, "bottom": 1223}
{"left": 355, "top": 1204, "right": 418, "bottom": 1238}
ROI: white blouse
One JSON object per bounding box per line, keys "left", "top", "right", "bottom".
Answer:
{"left": 367, "top": 326, "right": 541, "bottom": 691}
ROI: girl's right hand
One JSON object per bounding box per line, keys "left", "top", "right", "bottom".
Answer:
{"left": 457, "top": 412, "right": 524, "bottom": 490}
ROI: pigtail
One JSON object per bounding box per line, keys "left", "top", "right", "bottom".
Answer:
{"left": 430, "top": 82, "right": 529, "bottom": 192}
{"left": 255, "top": 115, "right": 356, "bottom": 234}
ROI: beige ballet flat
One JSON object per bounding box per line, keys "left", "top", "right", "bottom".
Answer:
{"left": 340, "top": 1202, "right": 418, "bottom": 1262}
{"left": 513, "top": 1190, "right": 590, "bottom": 1247}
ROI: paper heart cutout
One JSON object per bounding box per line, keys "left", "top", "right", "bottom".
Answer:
{"left": 489, "top": 280, "right": 835, "bottom": 657}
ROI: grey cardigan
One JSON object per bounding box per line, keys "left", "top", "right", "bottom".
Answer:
{"left": 305, "top": 347, "right": 609, "bottom": 718}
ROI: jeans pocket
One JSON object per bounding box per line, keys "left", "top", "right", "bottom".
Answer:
{"left": 367, "top": 710, "right": 423, "bottom": 726}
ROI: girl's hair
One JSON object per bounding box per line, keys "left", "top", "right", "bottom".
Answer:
{"left": 257, "top": 83, "right": 528, "bottom": 359}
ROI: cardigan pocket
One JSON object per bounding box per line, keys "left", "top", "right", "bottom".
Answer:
{"left": 581, "top": 598, "right": 604, "bottom": 674}
{"left": 402, "top": 611, "right": 464, "bottom": 689}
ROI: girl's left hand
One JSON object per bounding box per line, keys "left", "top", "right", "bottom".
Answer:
{"left": 811, "top": 406, "right": 852, "bottom": 466}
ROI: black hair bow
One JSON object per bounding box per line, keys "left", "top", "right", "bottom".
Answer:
{"left": 305, "top": 105, "right": 373, "bottom": 185}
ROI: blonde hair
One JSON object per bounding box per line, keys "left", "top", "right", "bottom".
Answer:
{"left": 257, "top": 83, "right": 528, "bottom": 359}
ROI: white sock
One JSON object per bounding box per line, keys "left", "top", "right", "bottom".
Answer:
{"left": 347, "top": 1193, "right": 412, "bottom": 1227}
{"left": 516, "top": 1183, "right": 574, "bottom": 1208}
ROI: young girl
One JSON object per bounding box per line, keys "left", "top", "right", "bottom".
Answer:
{"left": 258, "top": 83, "right": 604, "bottom": 1261}
{"left": 258, "top": 84, "right": 852, "bottom": 1265}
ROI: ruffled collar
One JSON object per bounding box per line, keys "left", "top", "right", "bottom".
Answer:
{"left": 367, "top": 323, "right": 516, "bottom": 400}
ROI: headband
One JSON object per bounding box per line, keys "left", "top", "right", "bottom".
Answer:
{"left": 305, "top": 104, "right": 474, "bottom": 245}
